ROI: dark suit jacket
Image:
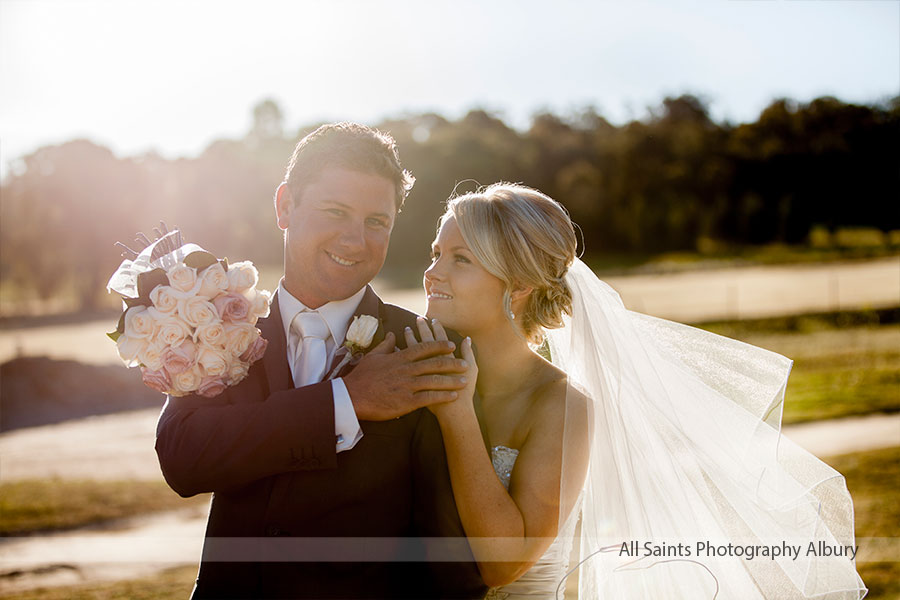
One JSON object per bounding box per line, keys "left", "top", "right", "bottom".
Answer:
{"left": 155, "top": 286, "right": 486, "bottom": 599}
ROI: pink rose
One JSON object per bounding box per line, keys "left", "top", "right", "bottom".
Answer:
{"left": 162, "top": 339, "right": 197, "bottom": 376}
{"left": 197, "top": 375, "right": 227, "bottom": 398}
{"left": 213, "top": 292, "right": 251, "bottom": 323}
{"left": 240, "top": 335, "right": 268, "bottom": 364}
{"left": 141, "top": 367, "right": 172, "bottom": 394}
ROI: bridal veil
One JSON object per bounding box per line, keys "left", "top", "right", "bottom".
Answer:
{"left": 549, "top": 258, "right": 866, "bottom": 599}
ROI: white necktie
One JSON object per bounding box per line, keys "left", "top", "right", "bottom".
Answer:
{"left": 291, "top": 311, "right": 330, "bottom": 387}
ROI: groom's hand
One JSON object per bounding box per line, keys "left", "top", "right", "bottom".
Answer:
{"left": 344, "top": 331, "right": 469, "bottom": 421}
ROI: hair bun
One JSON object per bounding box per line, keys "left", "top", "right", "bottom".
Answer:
{"left": 523, "top": 274, "right": 573, "bottom": 341}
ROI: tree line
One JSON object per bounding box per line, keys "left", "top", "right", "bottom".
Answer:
{"left": 1, "top": 94, "right": 897, "bottom": 310}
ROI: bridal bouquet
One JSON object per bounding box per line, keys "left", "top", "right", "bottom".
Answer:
{"left": 106, "top": 229, "right": 271, "bottom": 398}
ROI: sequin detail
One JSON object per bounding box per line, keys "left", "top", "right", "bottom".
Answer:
{"left": 491, "top": 445, "right": 520, "bottom": 490}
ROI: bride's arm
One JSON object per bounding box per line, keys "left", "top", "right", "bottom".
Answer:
{"left": 409, "top": 321, "right": 589, "bottom": 587}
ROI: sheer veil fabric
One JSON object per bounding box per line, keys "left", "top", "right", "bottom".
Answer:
{"left": 549, "top": 258, "right": 866, "bottom": 599}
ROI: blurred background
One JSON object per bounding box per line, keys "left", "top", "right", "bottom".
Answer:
{"left": 1, "top": 0, "right": 898, "bottom": 598}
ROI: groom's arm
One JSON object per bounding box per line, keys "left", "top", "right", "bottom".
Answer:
{"left": 411, "top": 409, "right": 487, "bottom": 599}
{"left": 407, "top": 319, "right": 487, "bottom": 599}
{"left": 156, "top": 341, "right": 470, "bottom": 498}
{"left": 155, "top": 377, "right": 339, "bottom": 497}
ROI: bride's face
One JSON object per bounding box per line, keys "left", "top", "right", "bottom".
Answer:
{"left": 423, "top": 216, "right": 506, "bottom": 336}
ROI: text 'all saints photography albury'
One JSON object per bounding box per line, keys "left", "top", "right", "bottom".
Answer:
{"left": 619, "top": 540, "right": 860, "bottom": 561}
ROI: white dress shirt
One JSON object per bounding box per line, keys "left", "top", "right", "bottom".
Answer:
{"left": 278, "top": 282, "right": 364, "bottom": 452}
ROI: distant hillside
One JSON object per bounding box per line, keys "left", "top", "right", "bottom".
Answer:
{"left": 0, "top": 357, "right": 163, "bottom": 431}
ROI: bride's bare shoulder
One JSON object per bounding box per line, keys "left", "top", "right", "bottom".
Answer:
{"left": 521, "top": 366, "right": 590, "bottom": 467}
{"left": 527, "top": 362, "right": 589, "bottom": 425}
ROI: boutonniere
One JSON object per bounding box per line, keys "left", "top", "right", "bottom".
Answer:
{"left": 326, "top": 314, "right": 380, "bottom": 380}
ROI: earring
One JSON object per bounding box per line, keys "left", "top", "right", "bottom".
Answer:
{"left": 508, "top": 309, "right": 516, "bottom": 320}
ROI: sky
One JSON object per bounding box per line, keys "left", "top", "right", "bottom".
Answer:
{"left": 1, "top": 0, "right": 898, "bottom": 179}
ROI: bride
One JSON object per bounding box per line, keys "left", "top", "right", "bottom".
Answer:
{"left": 410, "top": 182, "right": 867, "bottom": 598}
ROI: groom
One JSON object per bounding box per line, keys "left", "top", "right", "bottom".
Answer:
{"left": 155, "top": 123, "right": 487, "bottom": 599}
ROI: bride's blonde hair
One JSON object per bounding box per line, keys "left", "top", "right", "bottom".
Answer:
{"left": 442, "top": 182, "right": 577, "bottom": 344}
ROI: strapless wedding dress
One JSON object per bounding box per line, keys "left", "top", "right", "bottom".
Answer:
{"left": 484, "top": 445, "right": 581, "bottom": 599}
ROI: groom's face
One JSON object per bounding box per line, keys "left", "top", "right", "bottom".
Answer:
{"left": 275, "top": 166, "right": 397, "bottom": 308}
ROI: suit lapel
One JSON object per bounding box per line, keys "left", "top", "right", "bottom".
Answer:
{"left": 354, "top": 285, "right": 382, "bottom": 327}
{"left": 325, "top": 285, "right": 385, "bottom": 375}
{"left": 259, "top": 290, "right": 293, "bottom": 394}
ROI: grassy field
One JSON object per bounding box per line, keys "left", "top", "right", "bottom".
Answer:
{"left": 5, "top": 446, "right": 896, "bottom": 599}
{"left": 0, "top": 479, "right": 209, "bottom": 535}
{"left": 614, "top": 228, "right": 900, "bottom": 274}
{"left": 701, "top": 310, "right": 900, "bottom": 424}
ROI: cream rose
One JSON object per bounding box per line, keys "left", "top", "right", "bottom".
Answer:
{"left": 197, "top": 344, "right": 229, "bottom": 377}
{"left": 244, "top": 288, "right": 272, "bottom": 320}
{"left": 149, "top": 285, "right": 179, "bottom": 314}
{"left": 167, "top": 264, "right": 198, "bottom": 294}
{"left": 154, "top": 314, "right": 191, "bottom": 347}
{"left": 224, "top": 322, "right": 258, "bottom": 357}
{"left": 178, "top": 296, "right": 219, "bottom": 328}
{"left": 226, "top": 261, "right": 259, "bottom": 292}
{"left": 171, "top": 364, "right": 203, "bottom": 395}
{"left": 116, "top": 334, "right": 148, "bottom": 366}
{"left": 138, "top": 340, "right": 167, "bottom": 372}
{"left": 227, "top": 360, "right": 250, "bottom": 385}
{"left": 124, "top": 305, "right": 155, "bottom": 339}
{"left": 197, "top": 263, "right": 229, "bottom": 298}
{"left": 194, "top": 321, "right": 227, "bottom": 348}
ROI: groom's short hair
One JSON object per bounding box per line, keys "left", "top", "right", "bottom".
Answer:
{"left": 283, "top": 122, "right": 415, "bottom": 212}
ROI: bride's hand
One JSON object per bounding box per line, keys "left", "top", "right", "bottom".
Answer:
{"left": 404, "top": 317, "right": 477, "bottom": 420}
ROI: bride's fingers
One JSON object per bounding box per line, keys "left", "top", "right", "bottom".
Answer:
{"left": 416, "top": 316, "right": 435, "bottom": 342}
{"left": 430, "top": 319, "right": 449, "bottom": 342}
{"left": 403, "top": 326, "right": 418, "bottom": 348}
{"left": 460, "top": 337, "right": 476, "bottom": 371}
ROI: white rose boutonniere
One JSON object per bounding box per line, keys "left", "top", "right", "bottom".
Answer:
{"left": 326, "top": 314, "right": 380, "bottom": 380}
{"left": 345, "top": 315, "right": 379, "bottom": 352}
